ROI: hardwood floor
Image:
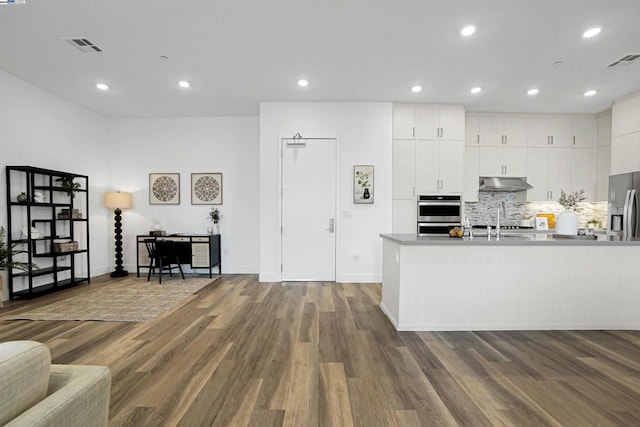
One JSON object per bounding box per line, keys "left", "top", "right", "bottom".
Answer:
{"left": 1, "top": 274, "right": 640, "bottom": 426}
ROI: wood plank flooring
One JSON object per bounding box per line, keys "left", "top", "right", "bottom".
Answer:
{"left": 1, "top": 274, "right": 640, "bottom": 426}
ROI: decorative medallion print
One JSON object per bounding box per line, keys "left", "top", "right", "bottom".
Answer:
{"left": 194, "top": 176, "right": 220, "bottom": 202}
{"left": 152, "top": 176, "right": 178, "bottom": 202}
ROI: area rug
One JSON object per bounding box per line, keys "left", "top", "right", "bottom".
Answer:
{"left": 3, "top": 276, "right": 218, "bottom": 323}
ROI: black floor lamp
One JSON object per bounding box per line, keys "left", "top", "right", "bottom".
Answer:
{"left": 104, "top": 191, "right": 132, "bottom": 278}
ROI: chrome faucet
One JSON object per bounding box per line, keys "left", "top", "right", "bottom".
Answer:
{"left": 496, "top": 201, "right": 506, "bottom": 239}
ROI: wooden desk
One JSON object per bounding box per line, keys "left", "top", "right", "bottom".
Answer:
{"left": 136, "top": 234, "right": 221, "bottom": 278}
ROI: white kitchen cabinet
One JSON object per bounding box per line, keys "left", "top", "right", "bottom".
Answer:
{"left": 612, "top": 93, "right": 640, "bottom": 138}
{"left": 465, "top": 115, "right": 479, "bottom": 146}
{"left": 464, "top": 146, "right": 480, "bottom": 202}
{"left": 527, "top": 117, "right": 572, "bottom": 147}
{"left": 570, "top": 117, "right": 596, "bottom": 148}
{"left": 392, "top": 199, "right": 417, "bottom": 233}
{"left": 477, "top": 114, "right": 528, "bottom": 146}
{"left": 526, "top": 148, "right": 551, "bottom": 201}
{"left": 393, "top": 104, "right": 465, "bottom": 141}
{"left": 596, "top": 144, "right": 611, "bottom": 201}
{"left": 526, "top": 147, "right": 592, "bottom": 202}
{"left": 571, "top": 148, "right": 594, "bottom": 200}
{"left": 526, "top": 147, "right": 571, "bottom": 202}
{"left": 549, "top": 148, "right": 573, "bottom": 201}
{"left": 478, "top": 147, "right": 527, "bottom": 177}
{"left": 610, "top": 131, "right": 640, "bottom": 175}
{"left": 597, "top": 112, "right": 612, "bottom": 147}
{"left": 392, "top": 139, "right": 416, "bottom": 199}
{"left": 393, "top": 104, "right": 417, "bottom": 139}
{"left": 415, "top": 140, "right": 464, "bottom": 193}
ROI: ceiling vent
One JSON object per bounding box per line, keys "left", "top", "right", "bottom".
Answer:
{"left": 62, "top": 38, "right": 103, "bottom": 54}
{"left": 607, "top": 54, "right": 640, "bottom": 68}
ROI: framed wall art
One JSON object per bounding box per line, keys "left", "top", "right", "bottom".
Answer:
{"left": 191, "top": 172, "right": 223, "bottom": 205}
{"left": 353, "top": 165, "right": 374, "bottom": 204}
{"left": 535, "top": 216, "right": 549, "bottom": 230}
{"left": 149, "top": 173, "right": 180, "bottom": 205}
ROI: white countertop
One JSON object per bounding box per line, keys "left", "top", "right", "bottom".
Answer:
{"left": 380, "top": 233, "right": 640, "bottom": 246}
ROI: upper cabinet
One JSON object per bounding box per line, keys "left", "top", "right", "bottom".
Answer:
{"left": 611, "top": 92, "right": 640, "bottom": 174}
{"left": 528, "top": 116, "right": 595, "bottom": 147}
{"left": 475, "top": 114, "right": 528, "bottom": 146}
{"left": 415, "top": 140, "right": 465, "bottom": 193}
{"left": 393, "top": 104, "right": 464, "bottom": 140}
{"left": 392, "top": 139, "right": 416, "bottom": 199}
{"left": 612, "top": 93, "right": 640, "bottom": 138}
{"left": 478, "top": 147, "right": 527, "bottom": 177}
{"left": 571, "top": 117, "right": 596, "bottom": 148}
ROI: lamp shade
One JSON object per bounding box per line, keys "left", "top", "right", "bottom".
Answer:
{"left": 104, "top": 191, "right": 132, "bottom": 209}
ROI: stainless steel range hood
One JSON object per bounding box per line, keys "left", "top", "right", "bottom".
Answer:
{"left": 478, "top": 177, "right": 533, "bottom": 192}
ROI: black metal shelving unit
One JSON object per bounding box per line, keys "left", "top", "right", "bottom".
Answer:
{"left": 5, "top": 166, "right": 90, "bottom": 299}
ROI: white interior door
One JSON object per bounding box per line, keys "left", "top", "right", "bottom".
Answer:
{"left": 282, "top": 138, "right": 337, "bottom": 281}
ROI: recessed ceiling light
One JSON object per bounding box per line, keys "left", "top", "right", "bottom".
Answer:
{"left": 470, "top": 87, "right": 482, "bottom": 94}
{"left": 96, "top": 83, "right": 109, "bottom": 91}
{"left": 297, "top": 79, "right": 309, "bottom": 87}
{"left": 527, "top": 88, "right": 539, "bottom": 95}
{"left": 584, "top": 89, "right": 597, "bottom": 97}
{"left": 583, "top": 27, "right": 601, "bottom": 38}
{"left": 178, "top": 81, "right": 190, "bottom": 88}
{"left": 461, "top": 25, "right": 476, "bottom": 36}
{"left": 411, "top": 85, "right": 422, "bottom": 93}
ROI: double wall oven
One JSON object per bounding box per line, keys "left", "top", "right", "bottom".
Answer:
{"left": 417, "top": 195, "right": 462, "bottom": 235}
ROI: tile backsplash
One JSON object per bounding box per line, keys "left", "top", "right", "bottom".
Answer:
{"left": 465, "top": 192, "right": 608, "bottom": 229}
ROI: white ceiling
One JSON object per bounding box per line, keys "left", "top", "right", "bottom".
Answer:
{"left": 1, "top": 0, "right": 639, "bottom": 118}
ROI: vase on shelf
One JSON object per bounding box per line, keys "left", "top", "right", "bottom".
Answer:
{"left": 555, "top": 211, "right": 578, "bottom": 235}
{"left": 212, "top": 222, "right": 220, "bottom": 235}
{"left": 363, "top": 188, "right": 370, "bottom": 199}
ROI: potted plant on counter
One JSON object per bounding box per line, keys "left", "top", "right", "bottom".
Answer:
{"left": 556, "top": 189, "right": 586, "bottom": 235}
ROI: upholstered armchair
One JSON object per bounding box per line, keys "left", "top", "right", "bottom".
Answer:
{"left": 0, "top": 340, "right": 111, "bottom": 427}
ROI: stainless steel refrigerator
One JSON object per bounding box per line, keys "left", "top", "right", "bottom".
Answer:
{"left": 608, "top": 172, "right": 640, "bottom": 238}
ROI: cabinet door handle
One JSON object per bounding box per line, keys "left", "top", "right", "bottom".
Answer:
{"left": 505, "top": 165, "right": 508, "bottom": 175}
{"left": 476, "top": 134, "right": 480, "bottom": 144}
{"left": 504, "top": 135, "right": 507, "bottom": 144}
{"left": 573, "top": 136, "right": 576, "bottom": 145}
{"left": 551, "top": 136, "right": 554, "bottom": 145}
{"left": 412, "top": 126, "right": 415, "bottom": 137}
{"left": 440, "top": 128, "right": 444, "bottom": 138}
{"left": 412, "top": 186, "right": 415, "bottom": 197}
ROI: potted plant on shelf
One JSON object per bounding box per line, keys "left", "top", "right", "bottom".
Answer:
{"left": 56, "top": 176, "right": 81, "bottom": 198}
{"left": 0, "top": 227, "right": 32, "bottom": 307}
{"left": 207, "top": 208, "right": 222, "bottom": 235}
{"left": 556, "top": 189, "right": 586, "bottom": 235}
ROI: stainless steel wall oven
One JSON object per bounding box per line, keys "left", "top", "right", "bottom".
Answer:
{"left": 417, "top": 195, "right": 462, "bottom": 235}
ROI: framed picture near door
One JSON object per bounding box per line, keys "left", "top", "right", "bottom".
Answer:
{"left": 354, "top": 165, "right": 374, "bottom": 204}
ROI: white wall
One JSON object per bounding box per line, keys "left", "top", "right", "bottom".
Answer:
{"left": 0, "top": 70, "right": 111, "bottom": 301}
{"left": 259, "top": 102, "right": 393, "bottom": 283}
{"left": 108, "top": 117, "right": 260, "bottom": 274}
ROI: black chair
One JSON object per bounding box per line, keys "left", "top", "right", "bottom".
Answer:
{"left": 144, "top": 239, "right": 185, "bottom": 284}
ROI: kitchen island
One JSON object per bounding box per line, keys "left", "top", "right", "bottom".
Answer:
{"left": 380, "top": 233, "right": 640, "bottom": 331}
